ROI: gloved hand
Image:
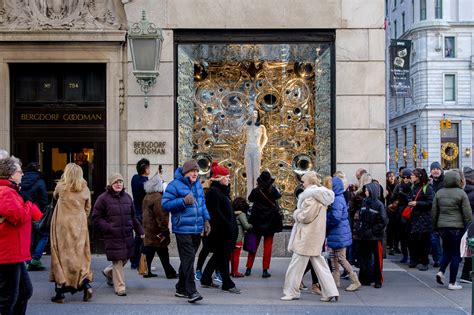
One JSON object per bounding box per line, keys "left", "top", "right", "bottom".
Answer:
{"left": 183, "top": 193, "right": 195, "bottom": 205}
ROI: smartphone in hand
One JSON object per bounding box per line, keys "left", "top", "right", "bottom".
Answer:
{"left": 158, "top": 164, "right": 163, "bottom": 175}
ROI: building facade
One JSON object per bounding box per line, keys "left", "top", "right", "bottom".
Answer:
{"left": 0, "top": 0, "right": 385, "bottom": 250}
{"left": 388, "top": 0, "right": 474, "bottom": 171}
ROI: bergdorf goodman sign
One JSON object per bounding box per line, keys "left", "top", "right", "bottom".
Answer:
{"left": 133, "top": 141, "right": 166, "bottom": 155}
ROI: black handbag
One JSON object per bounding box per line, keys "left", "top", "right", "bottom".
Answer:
{"left": 38, "top": 199, "right": 56, "bottom": 233}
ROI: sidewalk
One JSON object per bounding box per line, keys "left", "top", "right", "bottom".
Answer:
{"left": 27, "top": 254, "right": 471, "bottom": 315}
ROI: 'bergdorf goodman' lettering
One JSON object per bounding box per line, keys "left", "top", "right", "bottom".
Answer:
{"left": 133, "top": 141, "right": 166, "bottom": 155}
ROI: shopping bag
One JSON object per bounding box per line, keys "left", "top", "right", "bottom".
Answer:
{"left": 137, "top": 253, "right": 148, "bottom": 276}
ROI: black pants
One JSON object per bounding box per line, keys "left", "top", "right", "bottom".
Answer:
{"left": 196, "top": 237, "right": 210, "bottom": 271}
{"left": 304, "top": 261, "right": 319, "bottom": 284}
{"left": 0, "top": 262, "right": 33, "bottom": 315}
{"left": 399, "top": 222, "right": 411, "bottom": 258}
{"left": 130, "top": 216, "right": 143, "bottom": 268}
{"left": 461, "top": 257, "right": 472, "bottom": 279}
{"left": 386, "top": 213, "right": 399, "bottom": 250}
{"left": 359, "top": 240, "right": 384, "bottom": 285}
{"left": 175, "top": 234, "right": 201, "bottom": 296}
{"left": 409, "top": 232, "right": 430, "bottom": 266}
{"left": 201, "top": 249, "right": 235, "bottom": 290}
{"left": 144, "top": 246, "right": 177, "bottom": 277}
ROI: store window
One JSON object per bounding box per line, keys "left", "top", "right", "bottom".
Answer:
{"left": 444, "top": 74, "right": 456, "bottom": 102}
{"left": 441, "top": 122, "right": 459, "bottom": 169}
{"left": 176, "top": 32, "right": 334, "bottom": 224}
{"left": 435, "top": 0, "right": 443, "bottom": 19}
{"left": 420, "top": 0, "right": 426, "bottom": 20}
{"left": 445, "top": 36, "right": 455, "bottom": 58}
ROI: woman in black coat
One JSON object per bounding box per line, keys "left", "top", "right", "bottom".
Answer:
{"left": 200, "top": 163, "right": 240, "bottom": 293}
{"left": 408, "top": 168, "right": 434, "bottom": 271}
{"left": 245, "top": 171, "right": 282, "bottom": 278}
{"left": 92, "top": 173, "right": 144, "bottom": 296}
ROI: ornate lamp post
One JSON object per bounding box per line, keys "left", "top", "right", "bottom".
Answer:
{"left": 128, "top": 11, "right": 163, "bottom": 108}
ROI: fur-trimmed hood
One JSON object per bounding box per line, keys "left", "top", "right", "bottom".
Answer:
{"left": 297, "top": 184, "right": 334, "bottom": 209}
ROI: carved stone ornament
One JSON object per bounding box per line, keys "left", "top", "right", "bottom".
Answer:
{"left": 0, "top": 0, "right": 127, "bottom": 30}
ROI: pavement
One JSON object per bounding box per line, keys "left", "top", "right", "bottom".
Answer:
{"left": 27, "top": 253, "right": 471, "bottom": 315}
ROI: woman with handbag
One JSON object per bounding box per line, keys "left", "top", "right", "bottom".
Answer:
{"left": 92, "top": 173, "right": 144, "bottom": 297}
{"left": 49, "top": 163, "right": 93, "bottom": 303}
{"left": 245, "top": 171, "right": 282, "bottom": 278}
{"left": 432, "top": 169, "right": 472, "bottom": 289}
{"left": 407, "top": 168, "right": 434, "bottom": 271}
{"left": 0, "top": 156, "right": 42, "bottom": 315}
{"left": 281, "top": 171, "right": 338, "bottom": 301}
{"left": 141, "top": 174, "right": 178, "bottom": 279}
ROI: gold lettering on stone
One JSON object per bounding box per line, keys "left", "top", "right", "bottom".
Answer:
{"left": 133, "top": 141, "right": 166, "bottom": 155}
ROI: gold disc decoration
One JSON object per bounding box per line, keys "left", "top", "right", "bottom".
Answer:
{"left": 441, "top": 142, "right": 459, "bottom": 161}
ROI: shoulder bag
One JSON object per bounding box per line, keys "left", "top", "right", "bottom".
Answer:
{"left": 401, "top": 187, "right": 422, "bottom": 220}
{"left": 38, "top": 199, "right": 56, "bottom": 233}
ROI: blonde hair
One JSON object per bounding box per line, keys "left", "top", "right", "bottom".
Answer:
{"left": 322, "top": 175, "right": 332, "bottom": 189}
{"left": 333, "top": 170, "right": 348, "bottom": 190}
{"left": 59, "top": 163, "right": 85, "bottom": 192}
{"left": 356, "top": 173, "right": 373, "bottom": 193}
{"left": 301, "top": 171, "right": 321, "bottom": 186}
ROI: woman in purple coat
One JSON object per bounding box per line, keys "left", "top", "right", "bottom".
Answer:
{"left": 92, "top": 173, "right": 144, "bottom": 296}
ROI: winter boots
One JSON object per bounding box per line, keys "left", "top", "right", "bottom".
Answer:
{"left": 345, "top": 272, "right": 362, "bottom": 292}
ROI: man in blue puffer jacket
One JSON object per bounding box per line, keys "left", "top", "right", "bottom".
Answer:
{"left": 162, "top": 160, "right": 210, "bottom": 303}
{"left": 326, "top": 176, "right": 361, "bottom": 292}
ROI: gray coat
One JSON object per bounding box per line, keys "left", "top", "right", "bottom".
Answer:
{"left": 432, "top": 171, "right": 472, "bottom": 230}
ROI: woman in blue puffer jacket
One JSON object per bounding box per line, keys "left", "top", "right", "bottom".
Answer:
{"left": 326, "top": 176, "right": 361, "bottom": 292}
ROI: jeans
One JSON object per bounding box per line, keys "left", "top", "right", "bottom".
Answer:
{"left": 0, "top": 262, "right": 33, "bottom": 315}
{"left": 431, "top": 232, "right": 443, "bottom": 263}
{"left": 175, "top": 234, "right": 201, "bottom": 296}
{"left": 32, "top": 231, "right": 49, "bottom": 260}
{"left": 439, "top": 228, "right": 463, "bottom": 284}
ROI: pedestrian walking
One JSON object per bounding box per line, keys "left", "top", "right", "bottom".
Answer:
{"left": 408, "top": 168, "right": 434, "bottom": 271}
{"left": 162, "top": 160, "right": 210, "bottom": 303}
{"left": 142, "top": 174, "right": 177, "bottom": 279}
{"left": 460, "top": 166, "right": 474, "bottom": 283}
{"left": 19, "top": 162, "right": 48, "bottom": 271}
{"left": 326, "top": 176, "right": 361, "bottom": 292}
{"left": 200, "top": 163, "right": 241, "bottom": 293}
{"left": 281, "top": 171, "right": 338, "bottom": 302}
{"left": 130, "top": 158, "right": 150, "bottom": 269}
{"left": 49, "top": 163, "right": 93, "bottom": 303}
{"left": 245, "top": 171, "right": 283, "bottom": 278}
{"left": 92, "top": 173, "right": 144, "bottom": 297}
{"left": 231, "top": 197, "right": 252, "bottom": 277}
{"left": 356, "top": 181, "right": 388, "bottom": 288}
{"left": 0, "top": 156, "right": 42, "bottom": 315}
{"left": 430, "top": 162, "right": 445, "bottom": 268}
{"left": 433, "top": 170, "right": 472, "bottom": 290}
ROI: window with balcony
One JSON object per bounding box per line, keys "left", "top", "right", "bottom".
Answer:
{"left": 444, "top": 74, "right": 456, "bottom": 102}
{"left": 444, "top": 36, "right": 455, "bottom": 58}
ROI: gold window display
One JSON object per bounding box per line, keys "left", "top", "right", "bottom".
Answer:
{"left": 177, "top": 42, "right": 333, "bottom": 225}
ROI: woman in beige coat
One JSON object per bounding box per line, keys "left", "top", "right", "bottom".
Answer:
{"left": 281, "top": 171, "right": 339, "bottom": 302}
{"left": 50, "top": 163, "right": 93, "bottom": 303}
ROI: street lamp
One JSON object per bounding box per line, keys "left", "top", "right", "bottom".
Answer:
{"left": 128, "top": 11, "right": 164, "bottom": 108}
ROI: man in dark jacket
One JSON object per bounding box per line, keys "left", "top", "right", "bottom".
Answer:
{"left": 357, "top": 182, "right": 388, "bottom": 288}
{"left": 162, "top": 160, "right": 210, "bottom": 303}
{"left": 20, "top": 162, "right": 48, "bottom": 271}
{"left": 130, "top": 158, "right": 150, "bottom": 269}
{"left": 430, "top": 161, "right": 444, "bottom": 268}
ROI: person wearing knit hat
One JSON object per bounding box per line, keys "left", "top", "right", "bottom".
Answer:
{"left": 162, "top": 160, "right": 210, "bottom": 303}
{"left": 200, "top": 162, "right": 241, "bottom": 293}
{"left": 92, "top": 172, "right": 144, "bottom": 297}
{"left": 429, "top": 161, "right": 445, "bottom": 268}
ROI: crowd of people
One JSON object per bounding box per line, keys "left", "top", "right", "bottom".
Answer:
{"left": 0, "top": 147, "right": 473, "bottom": 313}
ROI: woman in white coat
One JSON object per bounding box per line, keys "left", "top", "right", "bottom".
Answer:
{"left": 281, "top": 171, "right": 339, "bottom": 302}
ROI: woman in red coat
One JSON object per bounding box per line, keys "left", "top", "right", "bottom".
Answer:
{"left": 0, "top": 156, "right": 42, "bottom": 315}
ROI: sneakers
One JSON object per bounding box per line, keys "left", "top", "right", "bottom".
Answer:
{"left": 28, "top": 259, "right": 45, "bottom": 271}
{"left": 213, "top": 271, "right": 223, "bottom": 283}
{"left": 194, "top": 270, "right": 202, "bottom": 281}
{"left": 436, "top": 271, "right": 445, "bottom": 285}
{"left": 175, "top": 291, "right": 187, "bottom": 298}
{"left": 448, "top": 283, "right": 462, "bottom": 290}
{"left": 188, "top": 292, "right": 203, "bottom": 303}
{"left": 418, "top": 264, "right": 429, "bottom": 271}
{"left": 223, "top": 287, "right": 241, "bottom": 294}
{"left": 460, "top": 276, "right": 472, "bottom": 284}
